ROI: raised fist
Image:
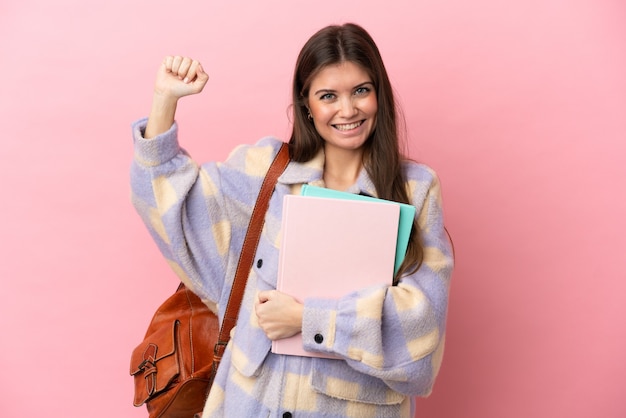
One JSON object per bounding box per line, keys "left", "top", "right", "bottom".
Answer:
{"left": 153, "top": 55, "right": 209, "bottom": 100}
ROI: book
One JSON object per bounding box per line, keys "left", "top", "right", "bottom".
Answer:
{"left": 300, "top": 185, "right": 416, "bottom": 275}
{"left": 271, "top": 194, "right": 400, "bottom": 358}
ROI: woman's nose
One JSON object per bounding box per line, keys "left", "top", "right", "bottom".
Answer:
{"left": 338, "top": 97, "right": 358, "bottom": 117}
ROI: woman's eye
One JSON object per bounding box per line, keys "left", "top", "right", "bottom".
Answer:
{"left": 320, "top": 93, "right": 335, "bottom": 100}
{"left": 355, "top": 86, "right": 370, "bottom": 95}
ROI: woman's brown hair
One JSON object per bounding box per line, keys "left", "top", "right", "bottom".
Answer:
{"left": 289, "top": 23, "right": 423, "bottom": 282}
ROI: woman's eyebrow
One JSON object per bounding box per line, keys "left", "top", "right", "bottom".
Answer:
{"left": 354, "top": 81, "right": 375, "bottom": 89}
{"left": 313, "top": 88, "right": 336, "bottom": 95}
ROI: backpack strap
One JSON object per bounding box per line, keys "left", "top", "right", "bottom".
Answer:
{"left": 211, "top": 142, "right": 290, "bottom": 374}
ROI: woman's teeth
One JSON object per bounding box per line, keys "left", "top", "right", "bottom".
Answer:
{"left": 334, "top": 121, "right": 362, "bottom": 131}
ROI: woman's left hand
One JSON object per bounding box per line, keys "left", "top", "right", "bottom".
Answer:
{"left": 255, "top": 290, "right": 303, "bottom": 340}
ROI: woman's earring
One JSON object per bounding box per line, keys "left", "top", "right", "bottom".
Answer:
{"left": 307, "top": 110, "right": 313, "bottom": 121}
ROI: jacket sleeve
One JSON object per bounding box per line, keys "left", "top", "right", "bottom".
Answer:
{"left": 129, "top": 118, "right": 233, "bottom": 304}
{"left": 300, "top": 164, "right": 454, "bottom": 396}
{"left": 130, "top": 118, "right": 284, "bottom": 306}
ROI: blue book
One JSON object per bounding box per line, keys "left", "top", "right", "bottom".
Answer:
{"left": 300, "top": 185, "right": 416, "bottom": 275}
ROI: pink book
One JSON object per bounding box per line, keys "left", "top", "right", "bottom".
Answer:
{"left": 272, "top": 195, "right": 399, "bottom": 358}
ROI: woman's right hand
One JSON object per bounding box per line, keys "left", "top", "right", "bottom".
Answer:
{"left": 144, "top": 56, "right": 209, "bottom": 139}
{"left": 154, "top": 56, "right": 209, "bottom": 100}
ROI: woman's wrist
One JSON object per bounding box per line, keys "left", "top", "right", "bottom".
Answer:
{"left": 144, "top": 93, "right": 178, "bottom": 139}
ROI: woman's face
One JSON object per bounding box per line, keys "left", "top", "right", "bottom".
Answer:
{"left": 306, "top": 61, "right": 378, "bottom": 154}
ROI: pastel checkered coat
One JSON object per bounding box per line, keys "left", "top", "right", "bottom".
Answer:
{"left": 130, "top": 118, "right": 454, "bottom": 417}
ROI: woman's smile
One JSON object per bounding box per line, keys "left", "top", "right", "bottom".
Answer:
{"left": 333, "top": 120, "right": 364, "bottom": 131}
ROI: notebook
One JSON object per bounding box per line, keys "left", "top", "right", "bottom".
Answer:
{"left": 301, "top": 185, "right": 416, "bottom": 275}
{"left": 271, "top": 194, "right": 400, "bottom": 358}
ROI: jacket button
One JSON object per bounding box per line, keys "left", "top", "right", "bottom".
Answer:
{"left": 256, "top": 259, "right": 263, "bottom": 268}
{"left": 314, "top": 333, "right": 324, "bottom": 344}
{"left": 283, "top": 413, "right": 292, "bottom": 418}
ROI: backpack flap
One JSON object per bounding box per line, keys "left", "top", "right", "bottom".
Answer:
{"left": 130, "top": 319, "right": 180, "bottom": 406}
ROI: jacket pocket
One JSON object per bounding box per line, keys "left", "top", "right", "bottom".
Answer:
{"left": 229, "top": 333, "right": 271, "bottom": 378}
{"left": 310, "top": 358, "right": 405, "bottom": 405}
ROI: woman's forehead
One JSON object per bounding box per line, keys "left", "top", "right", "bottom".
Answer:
{"left": 309, "top": 61, "right": 372, "bottom": 90}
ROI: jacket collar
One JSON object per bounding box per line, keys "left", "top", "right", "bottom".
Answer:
{"left": 278, "top": 148, "right": 379, "bottom": 198}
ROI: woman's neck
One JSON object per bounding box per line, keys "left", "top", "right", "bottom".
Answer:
{"left": 322, "top": 145, "right": 364, "bottom": 191}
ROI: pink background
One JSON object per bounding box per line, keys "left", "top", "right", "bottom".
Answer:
{"left": 1, "top": 1, "right": 624, "bottom": 417}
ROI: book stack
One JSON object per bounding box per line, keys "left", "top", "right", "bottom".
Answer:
{"left": 271, "top": 185, "right": 416, "bottom": 358}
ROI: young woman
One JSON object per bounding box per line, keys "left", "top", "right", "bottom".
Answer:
{"left": 131, "top": 23, "right": 454, "bottom": 417}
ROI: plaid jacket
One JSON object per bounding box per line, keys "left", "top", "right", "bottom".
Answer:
{"left": 131, "top": 118, "right": 454, "bottom": 417}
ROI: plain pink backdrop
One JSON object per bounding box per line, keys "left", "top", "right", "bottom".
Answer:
{"left": 1, "top": 1, "right": 624, "bottom": 417}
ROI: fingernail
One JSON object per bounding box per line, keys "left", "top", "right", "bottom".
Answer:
{"left": 183, "top": 77, "right": 189, "bottom": 83}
